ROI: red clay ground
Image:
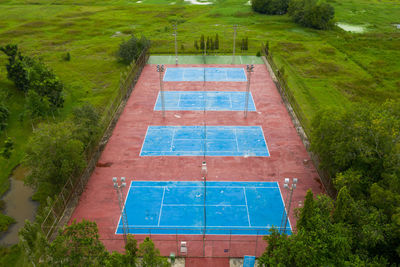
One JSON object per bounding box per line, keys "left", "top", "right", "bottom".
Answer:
{"left": 70, "top": 63, "right": 324, "bottom": 261}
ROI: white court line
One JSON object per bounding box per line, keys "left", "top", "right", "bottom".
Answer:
{"left": 130, "top": 185, "right": 278, "bottom": 189}
{"left": 153, "top": 92, "right": 160, "bottom": 111}
{"left": 124, "top": 225, "right": 262, "bottom": 228}
{"left": 177, "top": 92, "right": 182, "bottom": 109}
{"left": 114, "top": 184, "right": 133, "bottom": 235}
{"left": 277, "top": 184, "right": 292, "bottom": 231}
{"left": 157, "top": 187, "right": 166, "bottom": 226}
{"left": 243, "top": 187, "right": 251, "bottom": 227}
{"left": 169, "top": 128, "right": 176, "bottom": 152}
{"left": 139, "top": 125, "right": 150, "bottom": 156}
{"left": 234, "top": 128, "right": 240, "bottom": 152}
{"left": 259, "top": 126, "right": 271, "bottom": 157}
{"left": 163, "top": 204, "right": 247, "bottom": 207}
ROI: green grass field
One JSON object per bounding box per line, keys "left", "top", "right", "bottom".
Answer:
{"left": 0, "top": 0, "right": 399, "bottom": 233}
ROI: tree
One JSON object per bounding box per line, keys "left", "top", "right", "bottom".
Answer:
{"left": 0, "top": 44, "right": 30, "bottom": 92}
{"left": 24, "top": 122, "right": 86, "bottom": 194}
{"left": 288, "top": 0, "right": 335, "bottom": 30}
{"left": 48, "top": 220, "right": 109, "bottom": 266}
{"left": 200, "top": 34, "right": 205, "bottom": 50}
{"left": 1, "top": 44, "right": 64, "bottom": 108}
{"left": 251, "top": 0, "right": 289, "bottom": 15}
{"left": 194, "top": 40, "right": 199, "bottom": 50}
{"left": 139, "top": 237, "right": 170, "bottom": 267}
{"left": 215, "top": 33, "right": 219, "bottom": 50}
{"left": 72, "top": 103, "right": 101, "bottom": 147}
{"left": 24, "top": 90, "right": 51, "bottom": 119}
{"left": 117, "top": 35, "right": 150, "bottom": 65}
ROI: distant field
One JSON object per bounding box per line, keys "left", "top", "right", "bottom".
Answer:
{"left": 0, "top": 0, "right": 399, "bottom": 197}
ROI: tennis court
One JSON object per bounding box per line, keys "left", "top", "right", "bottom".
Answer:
{"left": 163, "top": 67, "right": 247, "bottom": 82}
{"left": 140, "top": 126, "right": 269, "bottom": 157}
{"left": 154, "top": 91, "right": 256, "bottom": 111}
{"left": 116, "top": 181, "right": 291, "bottom": 235}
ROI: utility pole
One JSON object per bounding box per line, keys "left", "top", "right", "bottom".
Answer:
{"left": 157, "top": 65, "right": 165, "bottom": 117}
{"left": 280, "top": 178, "right": 297, "bottom": 234}
{"left": 232, "top": 24, "right": 237, "bottom": 64}
{"left": 173, "top": 24, "right": 178, "bottom": 65}
{"left": 113, "top": 177, "right": 129, "bottom": 245}
{"left": 244, "top": 64, "right": 254, "bottom": 118}
{"left": 201, "top": 161, "right": 208, "bottom": 256}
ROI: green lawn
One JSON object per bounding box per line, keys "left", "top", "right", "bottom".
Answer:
{"left": 0, "top": 0, "right": 399, "bottom": 232}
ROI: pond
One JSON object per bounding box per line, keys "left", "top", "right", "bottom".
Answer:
{"left": 0, "top": 170, "right": 38, "bottom": 246}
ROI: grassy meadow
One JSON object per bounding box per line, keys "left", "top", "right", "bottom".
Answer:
{"left": 0, "top": 0, "right": 399, "bottom": 232}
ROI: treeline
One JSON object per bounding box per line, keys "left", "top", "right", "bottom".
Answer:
{"left": 193, "top": 34, "right": 250, "bottom": 53}
{"left": 0, "top": 45, "right": 64, "bottom": 120}
{"left": 260, "top": 101, "right": 400, "bottom": 265}
{"left": 25, "top": 103, "right": 100, "bottom": 204}
{"left": 20, "top": 219, "right": 170, "bottom": 266}
{"left": 252, "top": 0, "right": 335, "bottom": 30}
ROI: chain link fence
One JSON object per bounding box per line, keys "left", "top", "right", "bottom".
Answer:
{"left": 261, "top": 44, "right": 336, "bottom": 197}
{"left": 40, "top": 47, "right": 150, "bottom": 240}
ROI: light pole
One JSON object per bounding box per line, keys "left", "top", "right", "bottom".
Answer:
{"left": 113, "top": 177, "right": 129, "bottom": 245}
{"left": 157, "top": 65, "right": 165, "bottom": 117}
{"left": 244, "top": 64, "right": 254, "bottom": 118}
{"left": 280, "top": 178, "right": 297, "bottom": 234}
{"left": 232, "top": 24, "right": 237, "bottom": 64}
{"left": 201, "top": 161, "right": 207, "bottom": 256}
{"left": 173, "top": 24, "right": 178, "bottom": 65}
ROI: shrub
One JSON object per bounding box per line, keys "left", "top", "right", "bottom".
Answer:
{"left": 0, "top": 104, "right": 9, "bottom": 131}
{"left": 288, "top": 0, "right": 335, "bottom": 30}
{"left": 117, "top": 35, "right": 150, "bottom": 65}
{"left": 1, "top": 137, "right": 14, "bottom": 159}
{"left": 251, "top": 0, "right": 289, "bottom": 15}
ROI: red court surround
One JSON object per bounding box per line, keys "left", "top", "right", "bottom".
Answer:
{"left": 70, "top": 64, "right": 324, "bottom": 262}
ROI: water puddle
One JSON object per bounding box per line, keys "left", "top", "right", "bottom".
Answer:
{"left": 0, "top": 167, "right": 37, "bottom": 246}
{"left": 184, "top": 0, "right": 213, "bottom": 5}
{"left": 337, "top": 22, "right": 366, "bottom": 33}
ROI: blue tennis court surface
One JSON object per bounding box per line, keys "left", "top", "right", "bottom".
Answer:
{"left": 163, "top": 67, "right": 247, "bottom": 82}
{"left": 116, "top": 181, "right": 291, "bottom": 235}
{"left": 154, "top": 91, "right": 256, "bottom": 111}
{"left": 140, "top": 126, "right": 269, "bottom": 157}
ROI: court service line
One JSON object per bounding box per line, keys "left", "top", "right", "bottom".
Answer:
{"left": 234, "top": 129, "right": 240, "bottom": 152}
{"left": 157, "top": 187, "right": 166, "bottom": 226}
{"left": 169, "top": 128, "right": 176, "bottom": 152}
{"left": 162, "top": 204, "right": 247, "bottom": 207}
{"left": 243, "top": 187, "right": 252, "bottom": 227}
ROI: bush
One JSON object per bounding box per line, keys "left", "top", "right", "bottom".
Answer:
{"left": 251, "top": 0, "right": 289, "bottom": 15}
{"left": 288, "top": 0, "right": 335, "bottom": 30}
{"left": 117, "top": 35, "right": 150, "bottom": 65}
{"left": 0, "top": 104, "right": 9, "bottom": 131}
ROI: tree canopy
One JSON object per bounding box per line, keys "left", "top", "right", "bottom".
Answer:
{"left": 260, "top": 101, "right": 400, "bottom": 265}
